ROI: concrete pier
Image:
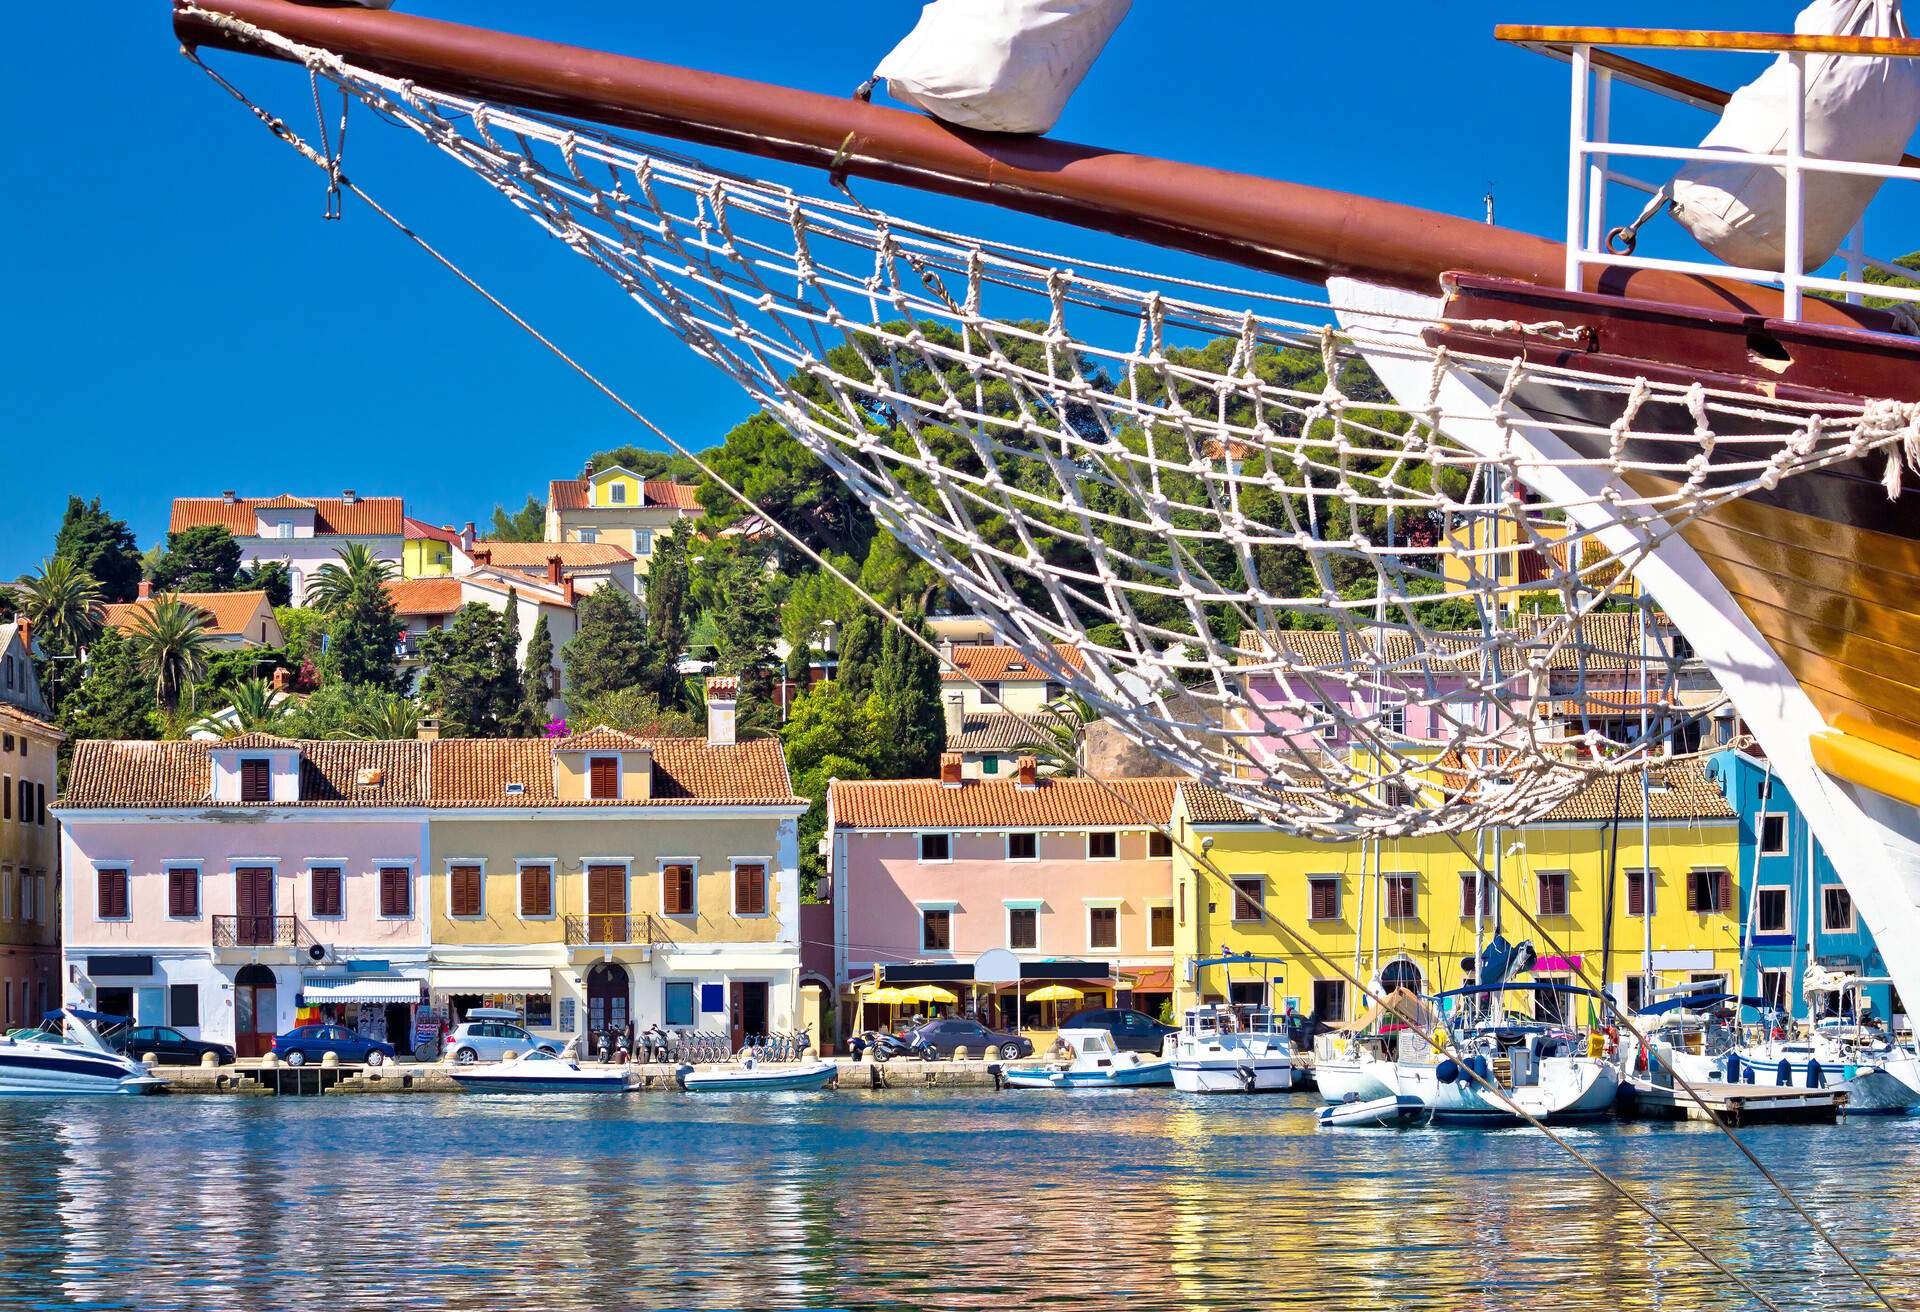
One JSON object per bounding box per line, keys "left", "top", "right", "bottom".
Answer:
{"left": 146, "top": 1057, "right": 1009, "bottom": 1095}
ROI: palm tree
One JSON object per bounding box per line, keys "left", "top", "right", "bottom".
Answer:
{"left": 17, "top": 557, "right": 103, "bottom": 649}
{"left": 1027, "top": 695, "right": 1099, "bottom": 777}
{"left": 187, "top": 677, "right": 286, "bottom": 740}
{"left": 338, "top": 691, "right": 421, "bottom": 741}
{"left": 306, "top": 543, "right": 395, "bottom": 615}
{"left": 130, "top": 596, "right": 213, "bottom": 713}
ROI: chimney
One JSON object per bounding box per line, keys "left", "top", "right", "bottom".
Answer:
{"left": 1016, "top": 755, "right": 1038, "bottom": 790}
{"left": 221, "top": 490, "right": 237, "bottom": 505}
{"left": 137, "top": 580, "right": 153, "bottom": 601}
{"left": 562, "top": 577, "right": 577, "bottom": 608}
{"left": 14, "top": 618, "right": 30, "bottom": 655}
{"left": 547, "top": 554, "right": 564, "bottom": 586}
{"left": 473, "top": 548, "right": 492, "bottom": 567}
{"left": 417, "top": 717, "right": 440, "bottom": 742}
{"left": 943, "top": 691, "right": 964, "bottom": 742}
{"left": 705, "top": 676, "right": 738, "bottom": 747}
{"left": 460, "top": 521, "right": 476, "bottom": 550}
{"left": 940, "top": 753, "right": 964, "bottom": 788}
{"left": 341, "top": 489, "right": 358, "bottom": 505}
{"left": 271, "top": 667, "right": 292, "bottom": 692}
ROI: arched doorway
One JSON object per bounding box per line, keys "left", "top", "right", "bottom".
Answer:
{"left": 235, "top": 964, "right": 277, "bottom": 1058}
{"left": 586, "top": 963, "right": 630, "bottom": 1052}
{"left": 1381, "top": 958, "right": 1423, "bottom": 996}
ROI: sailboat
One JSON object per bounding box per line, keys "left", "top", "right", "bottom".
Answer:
{"left": 1394, "top": 983, "right": 1622, "bottom": 1124}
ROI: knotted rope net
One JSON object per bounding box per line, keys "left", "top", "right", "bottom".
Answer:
{"left": 185, "top": 12, "right": 1920, "bottom": 837}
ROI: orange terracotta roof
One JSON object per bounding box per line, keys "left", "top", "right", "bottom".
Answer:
{"left": 939, "top": 644, "right": 1087, "bottom": 684}
{"left": 170, "top": 496, "right": 404, "bottom": 537}
{"left": 551, "top": 726, "right": 654, "bottom": 754}
{"left": 471, "top": 541, "right": 635, "bottom": 569}
{"left": 948, "top": 712, "right": 1049, "bottom": 752}
{"left": 830, "top": 777, "right": 1178, "bottom": 829}
{"left": 645, "top": 481, "right": 702, "bottom": 510}
{"left": 385, "top": 578, "right": 464, "bottom": 617}
{"left": 547, "top": 478, "right": 702, "bottom": 513}
{"left": 60, "top": 739, "right": 430, "bottom": 809}
{"left": 102, "top": 591, "right": 271, "bottom": 639}
{"left": 0, "top": 701, "right": 63, "bottom": 744}
{"left": 404, "top": 517, "right": 463, "bottom": 545}
{"left": 427, "top": 736, "right": 798, "bottom": 807}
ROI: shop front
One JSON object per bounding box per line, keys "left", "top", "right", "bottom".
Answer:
{"left": 428, "top": 966, "right": 569, "bottom": 1046}
{"left": 842, "top": 959, "right": 1117, "bottom": 1039}
{"left": 298, "top": 971, "right": 428, "bottom": 1056}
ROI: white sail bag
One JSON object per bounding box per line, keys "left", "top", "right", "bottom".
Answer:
{"left": 1670, "top": 0, "right": 1920, "bottom": 273}
{"left": 875, "top": 0, "right": 1132, "bottom": 135}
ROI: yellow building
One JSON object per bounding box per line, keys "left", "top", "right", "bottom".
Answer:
{"left": 0, "top": 623, "right": 60, "bottom": 1029}
{"left": 402, "top": 517, "right": 472, "bottom": 579}
{"left": 1170, "top": 764, "right": 1741, "bottom": 1024}
{"left": 424, "top": 681, "right": 808, "bottom": 1051}
{"left": 544, "top": 466, "right": 702, "bottom": 573}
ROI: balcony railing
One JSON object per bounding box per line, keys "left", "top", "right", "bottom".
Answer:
{"left": 564, "top": 913, "right": 662, "bottom": 947}
{"left": 212, "top": 915, "right": 316, "bottom": 951}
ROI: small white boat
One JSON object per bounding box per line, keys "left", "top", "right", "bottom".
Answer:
{"left": 1169, "top": 1005, "right": 1295, "bottom": 1094}
{"left": 676, "top": 1056, "right": 838, "bottom": 1092}
{"left": 1002, "top": 1028, "right": 1173, "bottom": 1090}
{"left": 450, "top": 1046, "right": 632, "bottom": 1094}
{"left": 0, "top": 1009, "right": 166, "bottom": 1096}
{"left": 1318, "top": 1094, "right": 1427, "bottom": 1128}
{"left": 1316, "top": 986, "right": 1435, "bottom": 1104}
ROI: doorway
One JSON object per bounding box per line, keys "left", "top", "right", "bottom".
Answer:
{"left": 729, "top": 980, "right": 769, "bottom": 1052}
{"left": 234, "top": 964, "right": 277, "bottom": 1058}
{"left": 236, "top": 867, "right": 275, "bottom": 946}
{"left": 586, "top": 963, "right": 630, "bottom": 1050}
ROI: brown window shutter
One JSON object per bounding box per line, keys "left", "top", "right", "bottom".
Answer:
{"left": 1718, "top": 869, "right": 1733, "bottom": 914}
{"left": 240, "top": 758, "right": 269, "bottom": 802}
{"left": 451, "top": 866, "right": 482, "bottom": 917}
{"left": 664, "top": 864, "right": 693, "bottom": 916}
{"left": 313, "top": 868, "right": 342, "bottom": 917}
{"left": 100, "top": 870, "right": 126, "bottom": 919}
{"left": 1685, "top": 873, "right": 1701, "bottom": 913}
{"left": 169, "top": 869, "right": 195, "bottom": 917}
{"left": 1459, "top": 876, "right": 1474, "bottom": 917}
{"left": 522, "top": 867, "right": 551, "bottom": 917}
{"left": 589, "top": 756, "right": 618, "bottom": 800}
{"left": 735, "top": 864, "right": 766, "bottom": 916}
{"left": 1627, "top": 871, "right": 1645, "bottom": 917}
{"left": 381, "top": 868, "right": 410, "bottom": 918}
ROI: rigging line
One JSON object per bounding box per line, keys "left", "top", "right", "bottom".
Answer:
{"left": 186, "top": 50, "right": 1791, "bottom": 1305}
{"left": 1445, "top": 829, "right": 1901, "bottom": 1312}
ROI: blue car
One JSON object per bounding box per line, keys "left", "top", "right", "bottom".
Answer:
{"left": 269, "top": 1024, "right": 396, "bottom": 1068}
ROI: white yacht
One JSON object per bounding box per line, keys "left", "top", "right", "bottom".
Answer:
{"left": 1168, "top": 1006, "right": 1296, "bottom": 1094}
{"left": 1394, "top": 985, "right": 1619, "bottom": 1125}
{"left": 0, "top": 1009, "right": 167, "bottom": 1096}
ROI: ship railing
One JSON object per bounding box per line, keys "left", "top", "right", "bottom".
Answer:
{"left": 1497, "top": 25, "right": 1920, "bottom": 323}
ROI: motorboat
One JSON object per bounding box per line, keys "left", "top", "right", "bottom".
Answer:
{"left": 1002, "top": 1028, "right": 1173, "bottom": 1090}
{"left": 0, "top": 1009, "right": 166, "bottom": 1096}
{"left": 449, "top": 1047, "right": 632, "bottom": 1094}
{"left": 1168, "top": 1005, "right": 1295, "bottom": 1094}
{"left": 676, "top": 1057, "right": 838, "bottom": 1092}
{"left": 1318, "top": 1094, "right": 1427, "bottom": 1129}
{"left": 1394, "top": 985, "right": 1619, "bottom": 1125}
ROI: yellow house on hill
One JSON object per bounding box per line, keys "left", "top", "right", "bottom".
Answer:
{"left": 1169, "top": 764, "right": 1741, "bottom": 1024}
{"left": 544, "top": 466, "right": 702, "bottom": 573}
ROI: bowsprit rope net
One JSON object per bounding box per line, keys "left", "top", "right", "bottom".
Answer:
{"left": 182, "top": 11, "right": 1920, "bottom": 838}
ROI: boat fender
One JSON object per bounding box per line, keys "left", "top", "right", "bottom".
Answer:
{"left": 1778, "top": 1058, "right": 1794, "bottom": 1087}
{"left": 1844, "top": 1063, "right": 1859, "bottom": 1081}
{"left": 1807, "top": 1058, "right": 1824, "bottom": 1089}
{"left": 1435, "top": 1058, "right": 1460, "bottom": 1085}
{"left": 1743, "top": 1062, "right": 1756, "bottom": 1085}
{"left": 989, "top": 1063, "right": 1004, "bottom": 1091}
{"left": 1725, "top": 1052, "right": 1741, "bottom": 1084}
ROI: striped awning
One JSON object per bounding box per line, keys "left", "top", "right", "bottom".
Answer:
{"left": 302, "top": 978, "right": 423, "bottom": 1004}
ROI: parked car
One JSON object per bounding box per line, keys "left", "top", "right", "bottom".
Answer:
{"left": 1057, "top": 1008, "right": 1178, "bottom": 1054}
{"left": 107, "top": 1025, "right": 235, "bottom": 1066}
{"left": 269, "top": 1024, "right": 396, "bottom": 1067}
{"left": 446, "top": 1019, "right": 560, "bottom": 1064}
{"left": 906, "top": 1017, "right": 1033, "bottom": 1060}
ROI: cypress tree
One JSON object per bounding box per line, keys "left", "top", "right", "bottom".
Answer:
{"left": 521, "top": 612, "right": 555, "bottom": 729}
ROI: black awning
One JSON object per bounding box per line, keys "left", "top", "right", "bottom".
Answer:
{"left": 85, "top": 955, "right": 155, "bottom": 978}
{"left": 883, "top": 963, "right": 976, "bottom": 984}
{"left": 1020, "top": 960, "right": 1110, "bottom": 980}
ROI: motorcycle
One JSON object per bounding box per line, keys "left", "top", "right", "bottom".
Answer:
{"left": 852, "top": 1027, "right": 931, "bottom": 1063}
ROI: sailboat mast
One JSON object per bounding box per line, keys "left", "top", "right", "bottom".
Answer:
{"left": 1638, "top": 607, "right": 1654, "bottom": 1010}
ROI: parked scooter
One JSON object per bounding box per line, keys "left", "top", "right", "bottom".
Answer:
{"left": 850, "top": 1028, "right": 930, "bottom": 1062}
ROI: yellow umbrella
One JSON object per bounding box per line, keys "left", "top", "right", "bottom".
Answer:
{"left": 864, "top": 986, "right": 912, "bottom": 1004}
{"left": 1026, "top": 984, "right": 1083, "bottom": 1003}
{"left": 901, "top": 985, "right": 957, "bottom": 1005}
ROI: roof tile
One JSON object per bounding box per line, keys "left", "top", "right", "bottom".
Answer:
{"left": 830, "top": 777, "right": 1177, "bottom": 829}
{"left": 102, "top": 592, "right": 272, "bottom": 640}
{"left": 940, "top": 644, "right": 1087, "bottom": 684}
{"left": 170, "top": 496, "right": 404, "bottom": 537}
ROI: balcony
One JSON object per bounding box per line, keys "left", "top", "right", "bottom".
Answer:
{"left": 213, "top": 915, "right": 317, "bottom": 951}
{"left": 564, "top": 913, "right": 662, "bottom": 948}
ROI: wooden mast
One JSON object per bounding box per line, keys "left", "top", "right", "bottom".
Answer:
{"left": 173, "top": 0, "right": 1879, "bottom": 328}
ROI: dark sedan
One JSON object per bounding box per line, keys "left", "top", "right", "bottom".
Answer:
{"left": 269, "top": 1024, "right": 396, "bottom": 1067}
{"left": 1057, "top": 1008, "right": 1178, "bottom": 1054}
{"left": 908, "top": 1018, "right": 1033, "bottom": 1060}
{"left": 109, "top": 1025, "right": 235, "bottom": 1066}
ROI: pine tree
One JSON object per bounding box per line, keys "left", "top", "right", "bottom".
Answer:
{"left": 561, "top": 584, "right": 653, "bottom": 715}
{"left": 644, "top": 522, "right": 695, "bottom": 701}
{"left": 521, "top": 612, "right": 556, "bottom": 729}
{"left": 53, "top": 496, "right": 143, "bottom": 604}
{"left": 322, "top": 573, "right": 404, "bottom": 692}
{"left": 495, "top": 592, "right": 535, "bottom": 737}
{"left": 711, "top": 552, "right": 779, "bottom": 679}
{"left": 419, "top": 602, "right": 521, "bottom": 737}
{"left": 150, "top": 526, "right": 243, "bottom": 593}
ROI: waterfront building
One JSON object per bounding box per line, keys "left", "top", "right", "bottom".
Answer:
{"left": 1707, "top": 747, "right": 1900, "bottom": 1026}
{"left": 423, "top": 680, "right": 806, "bottom": 1051}
{"left": 544, "top": 467, "right": 702, "bottom": 573}
{"left": 103, "top": 583, "right": 283, "bottom": 650}
{"left": 402, "top": 517, "right": 474, "bottom": 578}
{"left": 826, "top": 760, "right": 1179, "bottom": 1036}
{"left": 0, "top": 624, "right": 61, "bottom": 1030}
{"left": 169, "top": 491, "right": 404, "bottom": 606}
{"left": 1169, "top": 763, "right": 1743, "bottom": 1024}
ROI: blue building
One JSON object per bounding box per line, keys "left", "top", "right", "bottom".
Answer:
{"left": 1707, "top": 749, "right": 1899, "bottom": 1026}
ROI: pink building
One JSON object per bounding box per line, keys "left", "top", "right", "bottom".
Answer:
{"left": 826, "top": 761, "right": 1178, "bottom": 1035}
{"left": 58, "top": 735, "right": 430, "bottom": 1057}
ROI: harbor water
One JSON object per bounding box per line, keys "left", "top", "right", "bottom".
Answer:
{"left": 0, "top": 1090, "right": 1914, "bottom": 1310}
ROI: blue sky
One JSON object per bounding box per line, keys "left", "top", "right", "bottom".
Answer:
{"left": 3, "top": 2, "right": 1814, "bottom": 575}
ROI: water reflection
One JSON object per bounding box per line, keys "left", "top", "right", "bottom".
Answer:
{"left": 0, "top": 1092, "right": 1913, "bottom": 1310}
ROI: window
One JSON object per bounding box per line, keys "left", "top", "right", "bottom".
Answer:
{"left": 577, "top": 529, "right": 597, "bottom": 544}
{"left": 525, "top": 994, "right": 553, "bottom": 1028}
{"left": 1311, "top": 702, "right": 1339, "bottom": 741}
{"left": 1384, "top": 874, "right": 1417, "bottom": 920}
{"left": 1231, "top": 877, "right": 1264, "bottom": 923}
{"left": 311, "top": 867, "right": 343, "bottom": 919}
{"left": 1823, "top": 885, "right": 1855, "bottom": 933}
{"left": 609, "top": 481, "right": 627, "bottom": 504}
{"left": 662, "top": 863, "right": 695, "bottom": 916}
{"left": 1087, "top": 832, "right": 1118, "bottom": 860}
{"left": 1045, "top": 681, "right": 1066, "bottom": 702}
{"left": 734, "top": 863, "right": 767, "bottom": 916}
{"left": 1149, "top": 905, "right": 1174, "bottom": 948}
{"left": 921, "top": 908, "right": 952, "bottom": 951}
{"left": 982, "top": 756, "right": 999, "bottom": 776}
{"left": 1624, "top": 975, "right": 1650, "bottom": 1014}
{"left": 1149, "top": 831, "right": 1173, "bottom": 859}
{"left": 450, "top": 865, "right": 484, "bottom": 918}
{"left": 1308, "top": 876, "right": 1340, "bottom": 921}
{"left": 169, "top": 984, "right": 200, "bottom": 1030}
{"left": 379, "top": 867, "right": 412, "bottom": 918}
{"left": 519, "top": 864, "right": 553, "bottom": 918}
{"left": 979, "top": 682, "right": 1001, "bottom": 705}
{"left": 36, "top": 784, "right": 44, "bottom": 826}
{"left": 1381, "top": 703, "right": 1406, "bottom": 736}
{"left": 1460, "top": 872, "right": 1494, "bottom": 917}
{"left": 1088, "top": 905, "right": 1118, "bottom": 950}
{"left": 98, "top": 868, "right": 129, "bottom": 920}
{"left": 240, "top": 757, "right": 270, "bottom": 802}
{"left": 919, "top": 833, "right": 951, "bottom": 863}
{"left": 1537, "top": 871, "right": 1569, "bottom": 917}
{"left": 1009, "top": 906, "right": 1038, "bottom": 950}
{"left": 1626, "top": 868, "right": 1654, "bottom": 917}
{"left": 1757, "top": 776, "right": 1773, "bottom": 802}
{"left": 1686, "top": 868, "right": 1733, "bottom": 914}
{"left": 634, "top": 529, "right": 653, "bottom": 556}
{"left": 167, "top": 867, "right": 199, "bottom": 919}
{"left": 1759, "top": 967, "right": 1790, "bottom": 1011}
{"left": 588, "top": 756, "right": 619, "bottom": 800}
{"left": 1311, "top": 979, "right": 1347, "bottom": 1023}
{"left": 663, "top": 981, "right": 696, "bottom": 1027}
{"left": 2, "top": 775, "right": 8, "bottom": 820}
{"left": 1759, "top": 814, "right": 1788, "bottom": 856}
{"left": 1008, "top": 832, "right": 1038, "bottom": 861}
{"left": 1756, "top": 887, "right": 1790, "bottom": 934}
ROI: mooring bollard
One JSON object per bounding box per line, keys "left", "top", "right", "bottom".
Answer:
{"left": 140, "top": 1052, "right": 158, "bottom": 1068}
{"left": 321, "top": 1051, "right": 340, "bottom": 1069}
{"left": 200, "top": 1051, "right": 219, "bottom": 1070}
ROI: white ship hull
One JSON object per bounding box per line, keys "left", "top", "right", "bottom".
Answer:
{"left": 1170, "top": 1056, "right": 1295, "bottom": 1094}
{"left": 1315, "top": 1057, "right": 1396, "bottom": 1105}
{"left": 0, "top": 1045, "right": 164, "bottom": 1096}
{"left": 1394, "top": 1056, "right": 1620, "bottom": 1124}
